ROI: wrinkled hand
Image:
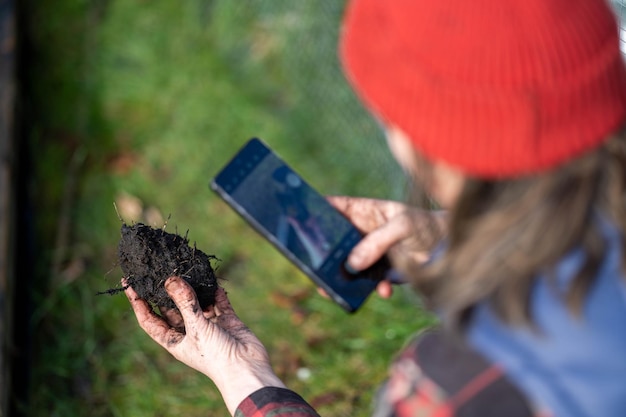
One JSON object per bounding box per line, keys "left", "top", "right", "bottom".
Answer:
{"left": 124, "top": 276, "right": 285, "bottom": 415}
{"left": 328, "top": 196, "right": 446, "bottom": 297}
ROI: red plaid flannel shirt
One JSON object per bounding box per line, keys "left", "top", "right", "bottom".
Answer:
{"left": 235, "top": 331, "right": 537, "bottom": 417}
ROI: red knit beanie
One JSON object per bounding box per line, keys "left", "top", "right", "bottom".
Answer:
{"left": 341, "top": 0, "right": 626, "bottom": 178}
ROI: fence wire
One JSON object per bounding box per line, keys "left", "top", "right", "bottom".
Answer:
{"left": 222, "top": 1, "right": 626, "bottom": 203}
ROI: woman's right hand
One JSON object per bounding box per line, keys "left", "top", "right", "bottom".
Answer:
{"left": 328, "top": 196, "right": 446, "bottom": 297}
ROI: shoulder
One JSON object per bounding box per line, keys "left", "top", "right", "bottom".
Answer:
{"left": 466, "top": 230, "right": 626, "bottom": 417}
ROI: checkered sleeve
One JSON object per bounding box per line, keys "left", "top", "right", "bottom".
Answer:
{"left": 373, "top": 331, "right": 538, "bottom": 417}
{"left": 234, "top": 387, "right": 321, "bottom": 417}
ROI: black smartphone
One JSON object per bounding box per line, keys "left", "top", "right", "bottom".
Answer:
{"left": 210, "top": 138, "right": 390, "bottom": 312}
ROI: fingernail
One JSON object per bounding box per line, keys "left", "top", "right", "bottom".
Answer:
{"left": 345, "top": 256, "right": 362, "bottom": 274}
{"left": 164, "top": 276, "right": 179, "bottom": 290}
{"left": 343, "top": 259, "right": 359, "bottom": 275}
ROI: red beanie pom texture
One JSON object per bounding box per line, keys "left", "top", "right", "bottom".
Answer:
{"left": 341, "top": 0, "right": 626, "bottom": 178}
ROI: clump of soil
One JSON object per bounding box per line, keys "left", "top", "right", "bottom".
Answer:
{"left": 105, "top": 223, "right": 220, "bottom": 310}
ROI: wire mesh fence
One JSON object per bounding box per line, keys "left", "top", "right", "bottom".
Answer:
{"left": 211, "top": 1, "right": 406, "bottom": 200}
{"left": 220, "top": 0, "right": 626, "bottom": 204}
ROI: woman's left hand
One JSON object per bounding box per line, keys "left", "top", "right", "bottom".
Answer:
{"left": 125, "top": 276, "right": 286, "bottom": 416}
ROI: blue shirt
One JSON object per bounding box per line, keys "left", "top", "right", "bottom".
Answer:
{"left": 468, "top": 222, "right": 626, "bottom": 416}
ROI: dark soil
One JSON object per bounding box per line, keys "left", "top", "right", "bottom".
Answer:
{"left": 107, "top": 223, "right": 220, "bottom": 310}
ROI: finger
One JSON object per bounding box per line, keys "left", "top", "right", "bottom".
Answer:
{"left": 376, "top": 280, "right": 393, "bottom": 299}
{"left": 201, "top": 289, "right": 221, "bottom": 320}
{"left": 211, "top": 289, "right": 251, "bottom": 334}
{"left": 327, "top": 196, "right": 389, "bottom": 232}
{"left": 164, "top": 276, "right": 205, "bottom": 329}
{"left": 203, "top": 306, "right": 217, "bottom": 320}
{"left": 159, "top": 305, "right": 185, "bottom": 331}
{"left": 347, "top": 213, "right": 421, "bottom": 270}
{"left": 213, "top": 286, "right": 236, "bottom": 315}
{"left": 317, "top": 287, "right": 330, "bottom": 299}
{"left": 124, "top": 281, "right": 184, "bottom": 348}
{"left": 347, "top": 224, "right": 404, "bottom": 271}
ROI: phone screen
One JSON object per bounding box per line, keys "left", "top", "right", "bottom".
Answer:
{"left": 210, "top": 138, "right": 387, "bottom": 312}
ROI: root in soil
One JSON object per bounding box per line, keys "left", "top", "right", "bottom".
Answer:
{"left": 101, "top": 223, "right": 220, "bottom": 310}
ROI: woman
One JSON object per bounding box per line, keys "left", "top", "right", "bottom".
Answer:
{"left": 124, "top": 0, "right": 626, "bottom": 415}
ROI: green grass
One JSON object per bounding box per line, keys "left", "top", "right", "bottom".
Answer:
{"left": 23, "top": 1, "right": 434, "bottom": 416}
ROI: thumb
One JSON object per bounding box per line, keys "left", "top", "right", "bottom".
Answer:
{"left": 165, "top": 276, "right": 205, "bottom": 329}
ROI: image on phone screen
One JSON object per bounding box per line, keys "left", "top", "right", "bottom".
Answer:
{"left": 210, "top": 138, "right": 387, "bottom": 312}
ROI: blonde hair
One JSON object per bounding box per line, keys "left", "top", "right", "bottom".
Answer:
{"left": 399, "top": 126, "right": 626, "bottom": 327}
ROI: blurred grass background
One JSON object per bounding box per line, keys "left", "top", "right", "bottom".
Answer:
{"left": 19, "top": 1, "right": 435, "bottom": 416}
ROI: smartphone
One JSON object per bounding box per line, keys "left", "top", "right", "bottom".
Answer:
{"left": 210, "top": 138, "right": 390, "bottom": 312}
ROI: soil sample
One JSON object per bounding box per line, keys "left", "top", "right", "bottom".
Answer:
{"left": 116, "top": 223, "right": 219, "bottom": 310}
